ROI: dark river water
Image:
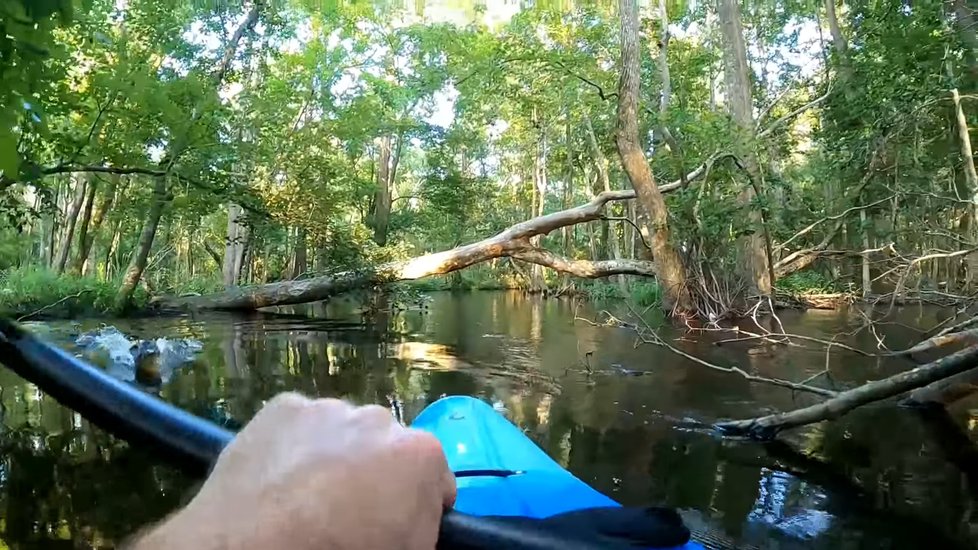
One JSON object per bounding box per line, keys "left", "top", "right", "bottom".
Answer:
{"left": 3, "top": 291, "right": 978, "bottom": 548}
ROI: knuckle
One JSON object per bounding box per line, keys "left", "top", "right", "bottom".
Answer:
{"left": 313, "top": 397, "right": 353, "bottom": 412}
{"left": 267, "top": 392, "right": 309, "bottom": 410}
{"left": 356, "top": 404, "right": 394, "bottom": 424}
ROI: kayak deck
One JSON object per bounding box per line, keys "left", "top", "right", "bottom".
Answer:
{"left": 413, "top": 395, "right": 617, "bottom": 518}
{"left": 413, "top": 396, "right": 706, "bottom": 549}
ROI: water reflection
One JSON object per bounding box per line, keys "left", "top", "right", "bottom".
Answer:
{"left": 0, "top": 292, "right": 975, "bottom": 548}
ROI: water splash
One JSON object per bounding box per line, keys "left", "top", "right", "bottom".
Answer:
{"left": 74, "top": 326, "right": 202, "bottom": 386}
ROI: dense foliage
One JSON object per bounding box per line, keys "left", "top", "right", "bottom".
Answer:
{"left": 2, "top": 0, "right": 977, "bottom": 314}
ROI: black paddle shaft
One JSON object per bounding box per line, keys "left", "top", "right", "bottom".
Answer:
{"left": 0, "top": 319, "right": 656, "bottom": 550}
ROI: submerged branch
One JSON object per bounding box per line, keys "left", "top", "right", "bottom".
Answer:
{"left": 714, "top": 332, "right": 876, "bottom": 356}
{"left": 716, "top": 344, "right": 978, "bottom": 439}
{"left": 576, "top": 309, "right": 837, "bottom": 398}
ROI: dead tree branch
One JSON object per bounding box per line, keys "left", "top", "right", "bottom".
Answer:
{"left": 160, "top": 190, "right": 652, "bottom": 310}
{"left": 17, "top": 290, "right": 94, "bottom": 321}
{"left": 756, "top": 90, "right": 831, "bottom": 139}
{"left": 775, "top": 195, "right": 895, "bottom": 254}
{"left": 716, "top": 344, "right": 978, "bottom": 439}
{"left": 714, "top": 332, "right": 877, "bottom": 356}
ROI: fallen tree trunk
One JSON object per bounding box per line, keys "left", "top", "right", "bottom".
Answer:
{"left": 715, "top": 344, "right": 978, "bottom": 439}
{"left": 901, "top": 367, "right": 978, "bottom": 407}
{"left": 158, "top": 190, "right": 655, "bottom": 310}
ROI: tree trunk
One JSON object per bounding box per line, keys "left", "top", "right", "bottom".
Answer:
{"left": 115, "top": 177, "right": 170, "bottom": 310}
{"left": 903, "top": 367, "right": 978, "bottom": 407}
{"left": 103, "top": 216, "right": 122, "bottom": 279}
{"left": 55, "top": 173, "right": 88, "bottom": 274}
{"left": 951, "top": 0, "right": 978, "bottom": 80}
{"left": 530, "top": 114, "right": 548, "bottom": 292}
{"left": 650, "top": 0, "right": 683, "bottom": 167}
{"left": 371, "top": 135, "right": 393, "bottom": 246}
{"left": 114, "top": 2, "right": 259, "bottom": 308}
{"left": 40, "top": 184, "right": 57, "bottom": 268}
{"left": 77, "top": 174, "right": 118, "bottom": 275}
{"left": 824, "top": 0, "right": 848, "bottom": 56}
{"left": 71, "top": 177, "right": 99, "bottom": 275}
{"left": 202, "top": 239, "right": 223, "bottom": 267}
{"left": 953, "top": 88, "right": 978, "bottom": 223}
{"left": 656, "top": 0, "right": 671, "bottom": 122}
{"left": 824, "top": 0, "right": 855, "bottom": 88}
{"left": 562, "top": 113, "right": 573, "bottom": 255}
{"left": 585, "top": 116, "right": 626, "bottom": 292}
{"left": 290, "top": 227, "right": 308, "bottom": 279}
{"left": 951, "top": 87, "right": 978, "bottom": 284}
{"left": 222, "top": 202, "right": 249, "bottom": 287}
{"left": 615, "top": 0, "right": 690, "bottom": 312}
{"left": 860, "top": 207, "right": 872, "bottom": 296}
{"left": 706, "top": 5, "right": 720, "bottom": 111}
{"left": 718, "top": 0, "right": 773, "bottom": 298}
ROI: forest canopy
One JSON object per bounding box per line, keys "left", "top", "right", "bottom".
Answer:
{"left": 2, "top": 0, "right": 977, "bottom": 317}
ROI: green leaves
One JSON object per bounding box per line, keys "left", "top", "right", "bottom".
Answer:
{"left": 0, "top": 132, "right": 18, "bottom": 178}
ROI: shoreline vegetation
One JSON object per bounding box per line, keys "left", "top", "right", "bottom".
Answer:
{"left": 0, "top": 265, "right": 943, "bottom": 320}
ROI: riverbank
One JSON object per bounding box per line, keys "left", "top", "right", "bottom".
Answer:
{"left": 1, "top": 266, "right": 962, "bottom": 320}
{"left": 0, "top": 266, "right": 667, "bottom": 319}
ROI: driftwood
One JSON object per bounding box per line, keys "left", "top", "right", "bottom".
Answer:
{"left": 715, "top": 344, "right": 978, "bottom": 439}
{"left": 774, "top": 292, "right": 854, "bottom": 310}
{"left": 159, "top": 190, "right": 655, "bottom": 310}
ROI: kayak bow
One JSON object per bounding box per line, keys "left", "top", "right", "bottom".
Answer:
{"left": 416, "top": 396, "right": 704, "bottom": 550}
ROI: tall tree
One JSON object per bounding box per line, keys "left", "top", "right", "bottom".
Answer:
{"left": 76, "top": 175, "right": 119, "bottom": 275}
{"left": 371, "top": 134, "right": 395, "bottom": 246}
{"left": 71, "top": 176, "right": 99, "bottom": 274}
{"left": 717, "top": 0, "right": 773, "bottom": 299}
{"left": 115, "top": 1, "right": 262, "bottom": 309}
{"left": 54, "top": 174, "right": 88, "bottom": 274}
{"left": 615, "top": 0, "right": 691, "bottom": 312}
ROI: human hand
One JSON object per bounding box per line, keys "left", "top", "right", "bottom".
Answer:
{"left": 131, "top": 393, "right": 456, "bottom": 549}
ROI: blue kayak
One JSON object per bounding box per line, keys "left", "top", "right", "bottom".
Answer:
{"left": 413, "top": 396, "right": 705, "bottom": 550}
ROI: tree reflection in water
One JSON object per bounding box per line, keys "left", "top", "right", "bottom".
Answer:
{"left": 4, "top": 294, "right": 978, "bottom": 548}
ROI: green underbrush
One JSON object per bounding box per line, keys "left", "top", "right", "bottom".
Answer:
{"left": 0, "top": 267, "right": 148, "bottom": 318}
